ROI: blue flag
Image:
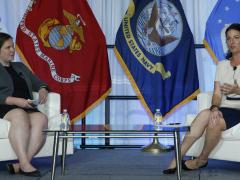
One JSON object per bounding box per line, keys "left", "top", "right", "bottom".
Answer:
{"left": 114, "top": 0, "right": 199, "bottom": 119}
{"left": 204, "top": 0, "right": 240, "bottom": 63}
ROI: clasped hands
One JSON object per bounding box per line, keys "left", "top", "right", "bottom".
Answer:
{"left": 209, "top": 107, "right": 222, "bottom": 128}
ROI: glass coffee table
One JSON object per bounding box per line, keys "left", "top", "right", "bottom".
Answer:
{"left": 44, "top": 124, "right": 189, "bottom": 180}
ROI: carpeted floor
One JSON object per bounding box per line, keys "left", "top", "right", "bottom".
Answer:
{"left": 0, "top": 149, "right": 239, "bottom": 180}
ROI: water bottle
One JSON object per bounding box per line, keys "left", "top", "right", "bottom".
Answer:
{"left": 60, "top": 109, "right": 70, "bottom": 130}
{"left": 154, "top": 109, "right": 163, "bottom": 130}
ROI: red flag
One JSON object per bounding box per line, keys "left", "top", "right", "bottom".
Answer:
{"left": 16, "top": 0, "right": 111, "bottom": 123}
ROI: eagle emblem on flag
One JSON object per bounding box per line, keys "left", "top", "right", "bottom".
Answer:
{"left": 38, "top": 10, "right": 85, "bottom": 53}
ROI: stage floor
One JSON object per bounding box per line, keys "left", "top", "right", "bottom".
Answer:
{"left": 0, "top": 149, "right": 239, "bottom": 180}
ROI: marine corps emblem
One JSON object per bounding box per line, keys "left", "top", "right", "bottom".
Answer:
{"left": 38, "top": 10, "right": 85, "bottom": 53}
{"left": 18, "top": 1, "right": 82, "bottom": 83}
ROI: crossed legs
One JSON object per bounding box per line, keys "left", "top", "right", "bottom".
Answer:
{"left": 4, "top": 108, "right": 48, "bottom": 173}
{"left": 184, "top": 116, "right": 226, "bottom": 169}
{"left": 166, "top": 109, "right": 226, "bottom": 170}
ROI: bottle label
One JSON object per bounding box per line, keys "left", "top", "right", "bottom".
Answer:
{"left": 155, "top": 116, "right": 162, "bottom": 123}
{"left": 60, "top": 113, "right": 67, "bottom": 130}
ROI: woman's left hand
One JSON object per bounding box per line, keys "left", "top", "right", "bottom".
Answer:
{"left": 209, "top": 109, "right": 223, "bottom": 127}
{"left": 38, "top": 88, "right": 48, "bottom": 104}
{"left": 220, "top": 83, "right": 238, "bottom": 95}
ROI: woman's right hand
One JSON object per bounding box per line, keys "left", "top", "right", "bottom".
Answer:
{"left": 13, "top": 98, "right": 35, "bottom": 109}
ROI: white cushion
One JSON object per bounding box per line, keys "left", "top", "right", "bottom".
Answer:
{"left": 222, "top": 123, "right": 240, "bottom": 140}
{"left": 0, "top": 119, "right": 10, "bottom": 138}
{"left": 197, "top": 92, "right": 212, "bottom": 111}
{"left": 33, "top": 92, "right": 61, "bottom": 118}
{"left": 48, "top": 114, "right": 61, "bottom": 130}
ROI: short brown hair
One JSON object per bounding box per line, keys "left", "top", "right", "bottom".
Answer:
{"left": 0, "top": 32, "right": 12, "bottom": 49}
{"left": 225, "top": 23, "right": 240, "bottom": 59}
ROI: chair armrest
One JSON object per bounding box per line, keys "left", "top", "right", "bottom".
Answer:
{"left": 33, "top": 92, "right": 61, "bottom": 129}
{"left": 0, "top": 119, "right": 11, "bottom": 138}
{"left": 185, "top": 114, "right": 196, "bottom": 125}
{"left": 185, "top": 92, "right": 212, "bottom": 127}
{"left": 47, "top": 114, "right": 61, "bottom": 130}
{"left": 197, "top": 92, "right": 212, "bottom": 112}
{"left": 33, "top": 92, "right": 60, "bottom": 116}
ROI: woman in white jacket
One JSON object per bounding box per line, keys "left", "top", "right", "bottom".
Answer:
{"left": 163, "top": 23, "right": 240, "bottom": 174}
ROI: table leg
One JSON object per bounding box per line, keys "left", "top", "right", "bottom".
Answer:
{"left": 51, "top": 131, "right": 59, "bottom": 180}
{"left": 61, "top": 134, "right": 68, "bottom": 176}
{"left": 174, "top": 131, "right": 182, "bottom": 180}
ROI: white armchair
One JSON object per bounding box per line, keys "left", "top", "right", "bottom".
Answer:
{"left": 0, "top": 92, "right": 73, "bottom": 161}
{"left": 185, "top": 92, "right": 240, "bottom": 162}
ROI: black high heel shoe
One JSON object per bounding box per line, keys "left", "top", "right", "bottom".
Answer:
{"left": 182, "top": 160, "right": 208, "bottom": 171}
{"left": 163, "top": 167, "right": 176, "bottom": 174}
{"left": 19, "top": 169, "right": 41, "bottom": 177}
{"left": 6, "top": 164, "right": 17, "bottom": 174}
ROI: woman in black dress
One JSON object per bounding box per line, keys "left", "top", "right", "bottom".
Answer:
{"left": 0, "top": 32, "right": 49, "bottom": 177}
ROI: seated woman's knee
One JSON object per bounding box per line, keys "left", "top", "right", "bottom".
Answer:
{"left": 33, "top": 112, "right": 48, "bottom": 128}
{"left": 39, "top": 113, "right": 48, "bottom": 122}
{"left": 199, "top": 109, "right": 211, "bottom": 116}
{"left": 5, "top": 108, "right": 30, "bottom": 124}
